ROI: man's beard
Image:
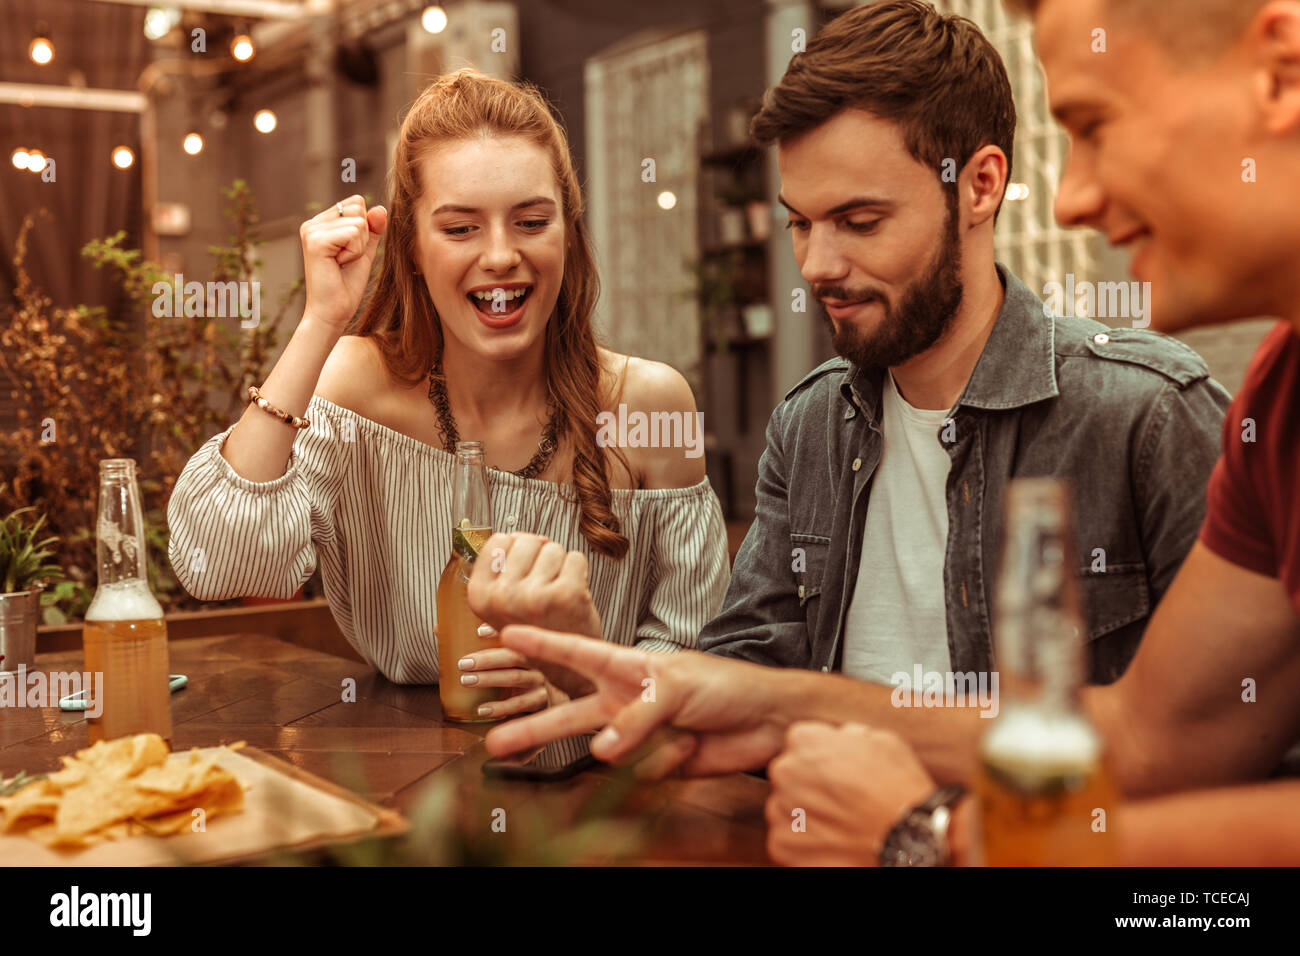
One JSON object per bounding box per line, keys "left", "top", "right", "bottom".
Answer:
{"left": 817, "top": 201, "right": 964, "bottom": 370}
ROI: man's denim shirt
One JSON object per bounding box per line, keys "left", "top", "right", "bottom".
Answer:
{"left": 700, "top": 265, "right": 1230, "bottom": 684}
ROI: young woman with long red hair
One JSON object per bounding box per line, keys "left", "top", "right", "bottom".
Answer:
{"left": 168, "top": 69, "right": 729, "bottom": 716}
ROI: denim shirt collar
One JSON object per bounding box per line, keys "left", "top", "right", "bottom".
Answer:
{"left": 839, "top": 263, "right": 1058, "bottom": 421}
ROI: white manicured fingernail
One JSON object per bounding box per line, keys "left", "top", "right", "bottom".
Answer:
{"left": 477, "top": 705, "right": 493, "bottom": 716}
{"left": 460, "top": 674, "right": 479, "bottom": 686}
{"left": 458, "top": 657, "right": 475, "bottom": 671}
{"left": 593, "top": 726, "right": 620, "bottom": 752}
{"left": 477, "top": 624, "right": 498, "bottom": 639}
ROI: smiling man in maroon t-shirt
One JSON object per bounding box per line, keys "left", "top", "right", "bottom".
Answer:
{"left": 1003, "top": 0, "right": 1300, "bottom": 861}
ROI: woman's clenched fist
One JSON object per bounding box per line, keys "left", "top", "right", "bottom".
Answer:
{"left": 299, "top": 194, "right": 386, "bottom": 333}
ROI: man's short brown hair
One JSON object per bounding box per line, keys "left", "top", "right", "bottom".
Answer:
{"left": 1003, "top": 0, "right": 1268, "bottom": 60}
{"left": 751, "top": 0, "right": 1016, "bottom": 209}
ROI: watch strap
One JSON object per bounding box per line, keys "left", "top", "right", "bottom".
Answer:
{"left": 918, "top": 783, "right": 967, "bottom": 816}
{"left": 878, "top": 784, "right": 968, "bottom": 867}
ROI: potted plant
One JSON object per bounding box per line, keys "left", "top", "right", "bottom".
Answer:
{"left": 688, "top": 251, "right": 744, "bottom": 354}
{"left": 718, "top": 180, "right": 770, "bottom": 242}
{"left": 0, "top": 506, "right": 63, "bottom": 671}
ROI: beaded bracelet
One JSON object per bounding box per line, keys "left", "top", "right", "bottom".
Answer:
{"left": 247, "top": 385, "right": 310, "bottom": 430}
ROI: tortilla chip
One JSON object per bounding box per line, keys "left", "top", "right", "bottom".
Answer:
{"left": 0, "top": 733, "right": 247, "bottom": 849}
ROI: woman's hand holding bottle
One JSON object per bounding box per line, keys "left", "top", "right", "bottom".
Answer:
{"left": 463, "top": 532, "right": 602, "bottom": 709}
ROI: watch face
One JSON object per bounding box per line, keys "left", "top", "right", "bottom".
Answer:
{"left": 880, "top": 816, "right": 945, "bottom": 867}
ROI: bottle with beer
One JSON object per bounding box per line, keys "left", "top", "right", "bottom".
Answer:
{"left": 975, "top": 478, "right": 1119, "bottom": 865}
{"left": 436, "top": 441, "right": 506, "bottom": 721}
{"left": 83, "top": 458, "right": 172, "bottom": 745}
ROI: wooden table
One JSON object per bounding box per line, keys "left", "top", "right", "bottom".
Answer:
{"left": 1, "top": 634, "right": 771, "bottom": 865}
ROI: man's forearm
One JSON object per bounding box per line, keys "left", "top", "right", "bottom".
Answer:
{"left": 755, "top": 666, "right": 985, "bottom": 783}
{"left": 1117, "top": 779, "right": 1300, "bottom": 865}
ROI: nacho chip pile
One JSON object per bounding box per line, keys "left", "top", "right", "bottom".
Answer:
{"left": 0, "top": 733, "right": 248, "bottom": 848}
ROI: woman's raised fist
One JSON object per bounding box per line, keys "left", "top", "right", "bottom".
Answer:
{"left": 299, "top": 195, "right": 387, "bottom": 333}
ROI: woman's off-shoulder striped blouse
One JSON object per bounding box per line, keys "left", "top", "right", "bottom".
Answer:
{"left": 166, "top": 395, "right": 730, "bottom": 683}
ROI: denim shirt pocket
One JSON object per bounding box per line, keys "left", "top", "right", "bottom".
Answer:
{"left": 1076, "top": 564, "right": 1150, "bottom": 641}
{"left": 790, "top": 533, "right": 831, "bottom": 607}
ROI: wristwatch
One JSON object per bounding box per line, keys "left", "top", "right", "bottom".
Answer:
{"left": 878, "top": 784, "right": 967, "bottom": 867}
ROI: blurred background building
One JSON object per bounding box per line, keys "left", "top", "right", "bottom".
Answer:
{"left": 2, "top": 0, "right": 1275, "bottom": 523}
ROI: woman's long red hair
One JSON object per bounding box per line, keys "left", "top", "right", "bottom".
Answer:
{"left": 348, "top": 68, "right": 629, "bottom": 558}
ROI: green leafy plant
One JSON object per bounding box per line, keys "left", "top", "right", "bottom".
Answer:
{"left": 0, "top": 506, "right": 63, "bottom": 596}
{"left": 0, "top": 181, "right": 310, "bottom": 623}
{"left": 280, "top": 757, "right": 648, "bottom": 867}
{"left": 688, "top": 251, "right": 744, "bottom": 354}
{"left": 0, "top": 770, "right": 48, "bottom": 797}
{"left": 143, "top": 747, "right": 649, "bottom": 868}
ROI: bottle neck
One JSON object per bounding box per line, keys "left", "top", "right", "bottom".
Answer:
{"left": 997, "top": 635, "right": 1083, "bottom": 715}
{"left": 97, "top": 460, "right": 148, "bottom": 586}
{"left": 451, "top": 442, "right": 492, "bottom": 533}
{"left": 994, "top": 480, "right": 1085, "bottom": 715}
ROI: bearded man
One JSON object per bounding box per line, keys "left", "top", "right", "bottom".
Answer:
{"left": 695, "top": 0, "right": 1229, "bottom": 690}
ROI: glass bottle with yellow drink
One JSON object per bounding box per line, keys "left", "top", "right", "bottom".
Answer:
{"left": 975, "top": 478, "right": 1119, "bottom": 865}
{"left": 82, "top": 458, "right": 172, "bottom": 745}
{"left": 436, "top": 441, "right": 506, "bottom": 721}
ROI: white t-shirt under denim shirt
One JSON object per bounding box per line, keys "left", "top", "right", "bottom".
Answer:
{"left": 842, "top": 371, "right": 954, "bottom": 685}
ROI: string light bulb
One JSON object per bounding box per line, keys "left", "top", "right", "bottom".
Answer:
{"left": 144, "top": 8, "right": 182, "bottom": 41}
{"left": 29, "top": 24, "right": 54, "bottom": 65}
{"left": 231, "top": 33, "right": 255, "bottom": 62}
{"left": 421, "top": 6, "right": 448, "bottom": 34}
{"left": 11, "top": 149, "right": 30, "bottom": 170}
{"left": 183, "top": 132, "right": 204, "bottom": 155}
{"left": 112, "top": 146, "right": 135, "bottom": 169}
{"left": 253, "top": 109, "right": 277, "bottom": 134}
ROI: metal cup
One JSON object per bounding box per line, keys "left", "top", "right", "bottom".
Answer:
{"left": 0, "top": 587, "right": 41, "bottom": 672}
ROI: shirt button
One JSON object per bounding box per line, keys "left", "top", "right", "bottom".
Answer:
{"left": 1093, "top": 333, "right": 1110, "bottom": 345}
{"left": 852, "top": 457, "right": 862, "bottom": 471}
